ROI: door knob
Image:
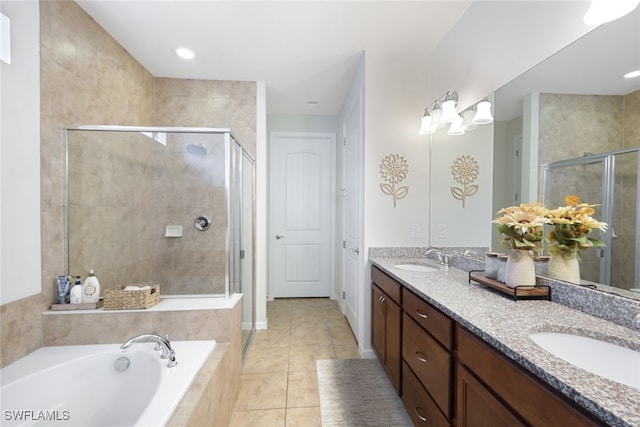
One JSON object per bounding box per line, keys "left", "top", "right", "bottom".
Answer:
{"left": 275, "top": 235, "right": 285, "bottom": 240}
{"left": 351, "top": 248, "right": 360, "bottom": 254}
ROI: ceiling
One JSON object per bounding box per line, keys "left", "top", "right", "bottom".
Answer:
{"left": 77, "top": 0, "right": 473, "bottom": 116}
{"left": 495, "top": 5, "right": 640, "bottom": 121}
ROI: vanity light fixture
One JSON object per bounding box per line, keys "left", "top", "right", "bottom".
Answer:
{"left": 419, "top": 92, "right": 493, "bottom": 136}
{"left": 624, "top": 70, "right": 640, "bottom": 78}
{"left": 583, "top": 0, "right": 640, "bottom": 25}
{"left": 472, "top": 98, "right": 494, "bottom": 125}
{"left": 440, "top": 91, "right": 461, "bottom": 124}
{"left": 175, "top": 47, "right": 195, "bottom": 60}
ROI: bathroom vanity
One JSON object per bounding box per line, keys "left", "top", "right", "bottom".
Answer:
{"left": 369, "top": 256, "right": 640, "bottom": 427}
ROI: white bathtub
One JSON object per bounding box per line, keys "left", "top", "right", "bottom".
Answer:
{"left": 1, "top": 340, "right": 215, "bottom": 426}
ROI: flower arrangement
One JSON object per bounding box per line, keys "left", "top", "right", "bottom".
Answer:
{"left": 545, "top": 195, "right": 607, "bottom": 259}
{"left": 493, "top": 202, "right": 549, "bottom": 252}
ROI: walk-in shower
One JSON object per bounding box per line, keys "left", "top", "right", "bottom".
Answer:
{"left": 65, "top": 126, "right": 255, "bottom": 348}
{"left": 541, "top": 147, "right": 640, "bottom": 292}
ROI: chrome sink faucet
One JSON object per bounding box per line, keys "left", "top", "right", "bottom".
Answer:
{"left": 426, "top": 249, "right": 449, "bottom": 267}
{"left": 121, "top": 333, "right": 177, "bottom": 367}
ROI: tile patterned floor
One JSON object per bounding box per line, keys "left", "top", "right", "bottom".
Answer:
{"left": 229, "top": 298, "right": 360, "bottom": 427}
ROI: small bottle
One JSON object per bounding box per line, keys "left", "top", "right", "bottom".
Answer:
{"left": 70, "top": 277, "right": 83, "bottom": 304}
{"left": 81, "top": 270, "right": 101, "bottom": 303}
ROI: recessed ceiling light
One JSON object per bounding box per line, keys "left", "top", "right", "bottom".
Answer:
{"left": 175, "top": 47, "right": 195, "bottom": 60}
{"left": 624, "top": 70, "right": 640, "bottom": 79}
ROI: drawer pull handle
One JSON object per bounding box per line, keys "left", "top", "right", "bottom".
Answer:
{"left": 414, "top": 407, "right": 427, "bottom": 423}
{"left": 415, "top": 309, "right": 428, "bottom": 319}
{"left": 415, "top": 351, "right": 428, "bottom": 363}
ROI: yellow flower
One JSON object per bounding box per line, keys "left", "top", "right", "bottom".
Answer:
{"left": 493, "top": 203, "right": 549, "bottom": 250}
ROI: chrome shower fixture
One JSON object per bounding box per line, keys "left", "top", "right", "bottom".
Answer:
{"left": 186, "top": 143, "right": 207, "bottom": 157}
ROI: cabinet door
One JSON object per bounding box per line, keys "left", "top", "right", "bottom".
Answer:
{"left": 457, "top": 364, "right": 526, "bottom": 427}
{"left": 371, "top": 284, "right": 386, "bottom": 363}
{"left": 371, "top": 283, "right": 402, "bottom": 394}
{"left": 385, "top": 294, "right": 402, "bottom": 394}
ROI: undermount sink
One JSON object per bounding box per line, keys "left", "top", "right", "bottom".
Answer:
{"left": 529, "top": 332, "right": 640, "bottom": 390}
{"left": 393, "top": 264, "right": 438, "bottom": 273}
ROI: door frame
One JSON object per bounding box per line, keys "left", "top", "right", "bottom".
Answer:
{"left": 268, "top": 131, "right": 337, "bottom": 300}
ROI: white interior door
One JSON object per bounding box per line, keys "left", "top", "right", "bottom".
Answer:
{"left": 342, "top": 93, "right": 362, "bottom": 334}
{"left": 270, "top": 132, "right": 335, "bottom": 298}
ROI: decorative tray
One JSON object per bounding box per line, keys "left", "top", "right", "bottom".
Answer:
{"left": 468, "top": 270, "right": 551, "bottom": 301}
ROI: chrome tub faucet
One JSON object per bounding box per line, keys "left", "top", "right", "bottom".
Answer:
{"left": 121, "top": 333, "right": 177, "bottom": 367}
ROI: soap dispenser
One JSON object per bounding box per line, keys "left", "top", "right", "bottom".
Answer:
{"left": 81, "top": 270, "right": 100, "bottom": 303}
{"left": 70, "top": 276, "right": 83, "bottom": 304}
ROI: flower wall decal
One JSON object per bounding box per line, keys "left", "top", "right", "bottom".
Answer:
{"left": 379, "top": 153, "right": 409, "bottom": 208}
{"left": 450, "top": 155, "right": 479, "bottom": 208}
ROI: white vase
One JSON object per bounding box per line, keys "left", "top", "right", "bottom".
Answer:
{"left": 504, "top": 249, "right": 536, "bottom": 288}
{"left": 548, "top": 254, "right": 580, "bottom": 284}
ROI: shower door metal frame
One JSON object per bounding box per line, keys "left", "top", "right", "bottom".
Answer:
{"left": 540, "top": 147, "right": 640, "bottom": 287}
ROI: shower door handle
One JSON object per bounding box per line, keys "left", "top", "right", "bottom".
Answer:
{"left": 275, "top": 235, "right": 285, "bottom": 240}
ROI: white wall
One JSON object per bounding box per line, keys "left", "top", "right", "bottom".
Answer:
{"left": 431, "top": 1, "right": 597, "bottom": 110}
{"left": 0, "top": 1, "right": 41, "bottom": 305}
{"left": 268, "top": 114, "right": 338, "bottom": 134}
{"left": 429, "top": 122, "right": 494, "bottom": 247}
{"left": 360, "top": 48, "right": 431, "bottom": 352}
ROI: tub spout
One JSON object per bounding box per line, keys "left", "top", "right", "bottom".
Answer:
{"left": 121, "top": 333, "right": 178, "bottom": 367}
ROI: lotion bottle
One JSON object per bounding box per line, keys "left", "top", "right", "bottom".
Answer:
{"left": 81, "top": 270, "right": 100, "bottom": 303}
{"left": 70, "top": 277, "right": 83, "bottom": 304}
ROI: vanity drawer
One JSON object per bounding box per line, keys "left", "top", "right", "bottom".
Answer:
{"left": 403, "top": 289, "right": 453, "bottom": 350}
{"left": 403, "top": 313, "right": 452, "bottom": 419}
{"left": 371, "top": 266, "right": 401, "bottom": 304}
{"left": 402, "top": 361, "right": 450, "bottom": 427}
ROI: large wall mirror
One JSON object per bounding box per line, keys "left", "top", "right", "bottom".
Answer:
{"left": 432, "top": 7, "right": 640, "bottom": 299}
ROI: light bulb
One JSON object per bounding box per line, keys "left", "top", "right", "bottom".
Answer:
{"left": 461, "top": 109, "right": 478, "bottom": 131}
{"left": 419, "top": 110, "right": 434, "bottom": 135}
{"left": 448, "top": 117, "right": 465, "bottom": 136}
{"left": 472, "top": 99, "right": 493, "bottom": 125}
{"left": 440, "top": 93, "right": 461, "bottom": 124}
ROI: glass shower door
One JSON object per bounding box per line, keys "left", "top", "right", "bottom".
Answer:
{"left": 541, "top": 149, "right": 640, "bottom": 290}
{"left": 541, "top": 157, "right": 609, "bottom": 285}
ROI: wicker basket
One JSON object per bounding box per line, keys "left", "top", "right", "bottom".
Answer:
{"left": 103, "top": 284, "right": 160, "bottom": 310}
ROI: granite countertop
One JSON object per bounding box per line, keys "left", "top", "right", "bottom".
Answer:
{"left": 370, "top": 256, "right": 640, "bottom": 427}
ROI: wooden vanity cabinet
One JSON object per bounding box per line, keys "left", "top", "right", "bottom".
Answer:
{"left": 456, "top": 326, "right": 603, "bottom": 427}
{"left": 371, "top": 267, "right": 402, "bottom": 394}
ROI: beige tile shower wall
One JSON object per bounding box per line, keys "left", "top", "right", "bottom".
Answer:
{"left": 153, "top": 79, "right": 257, "bottom": 295}
{"left": 1, "top": 1, "right": 155, "bottom": 369}
{"left": 2, "top": 1, "right": 257, "bottom": 368}
{"left": 68, "top": 131, "right": 156, "bottom": 289}
{"left": 155, "top": 78, "right": 257, "bottom": 158}
{"left": 538, "top": 93, "right": 624, "bottom": 164}
{"left": 153, "top": 133, "right": 227, "bottom": 295}
{"left": 614, "top": 90, "right": 640, "bottom": 289}
{"left": 539, "top": 93, "right": 624, "bottom": 282}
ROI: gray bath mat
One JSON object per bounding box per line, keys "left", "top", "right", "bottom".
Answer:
{"left": 316, "top": 358, "right": 412, "bottom": 427}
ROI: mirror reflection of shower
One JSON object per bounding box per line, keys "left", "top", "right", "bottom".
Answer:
{"left": 541, "top": 148, "right": 640, "bottom": 293}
